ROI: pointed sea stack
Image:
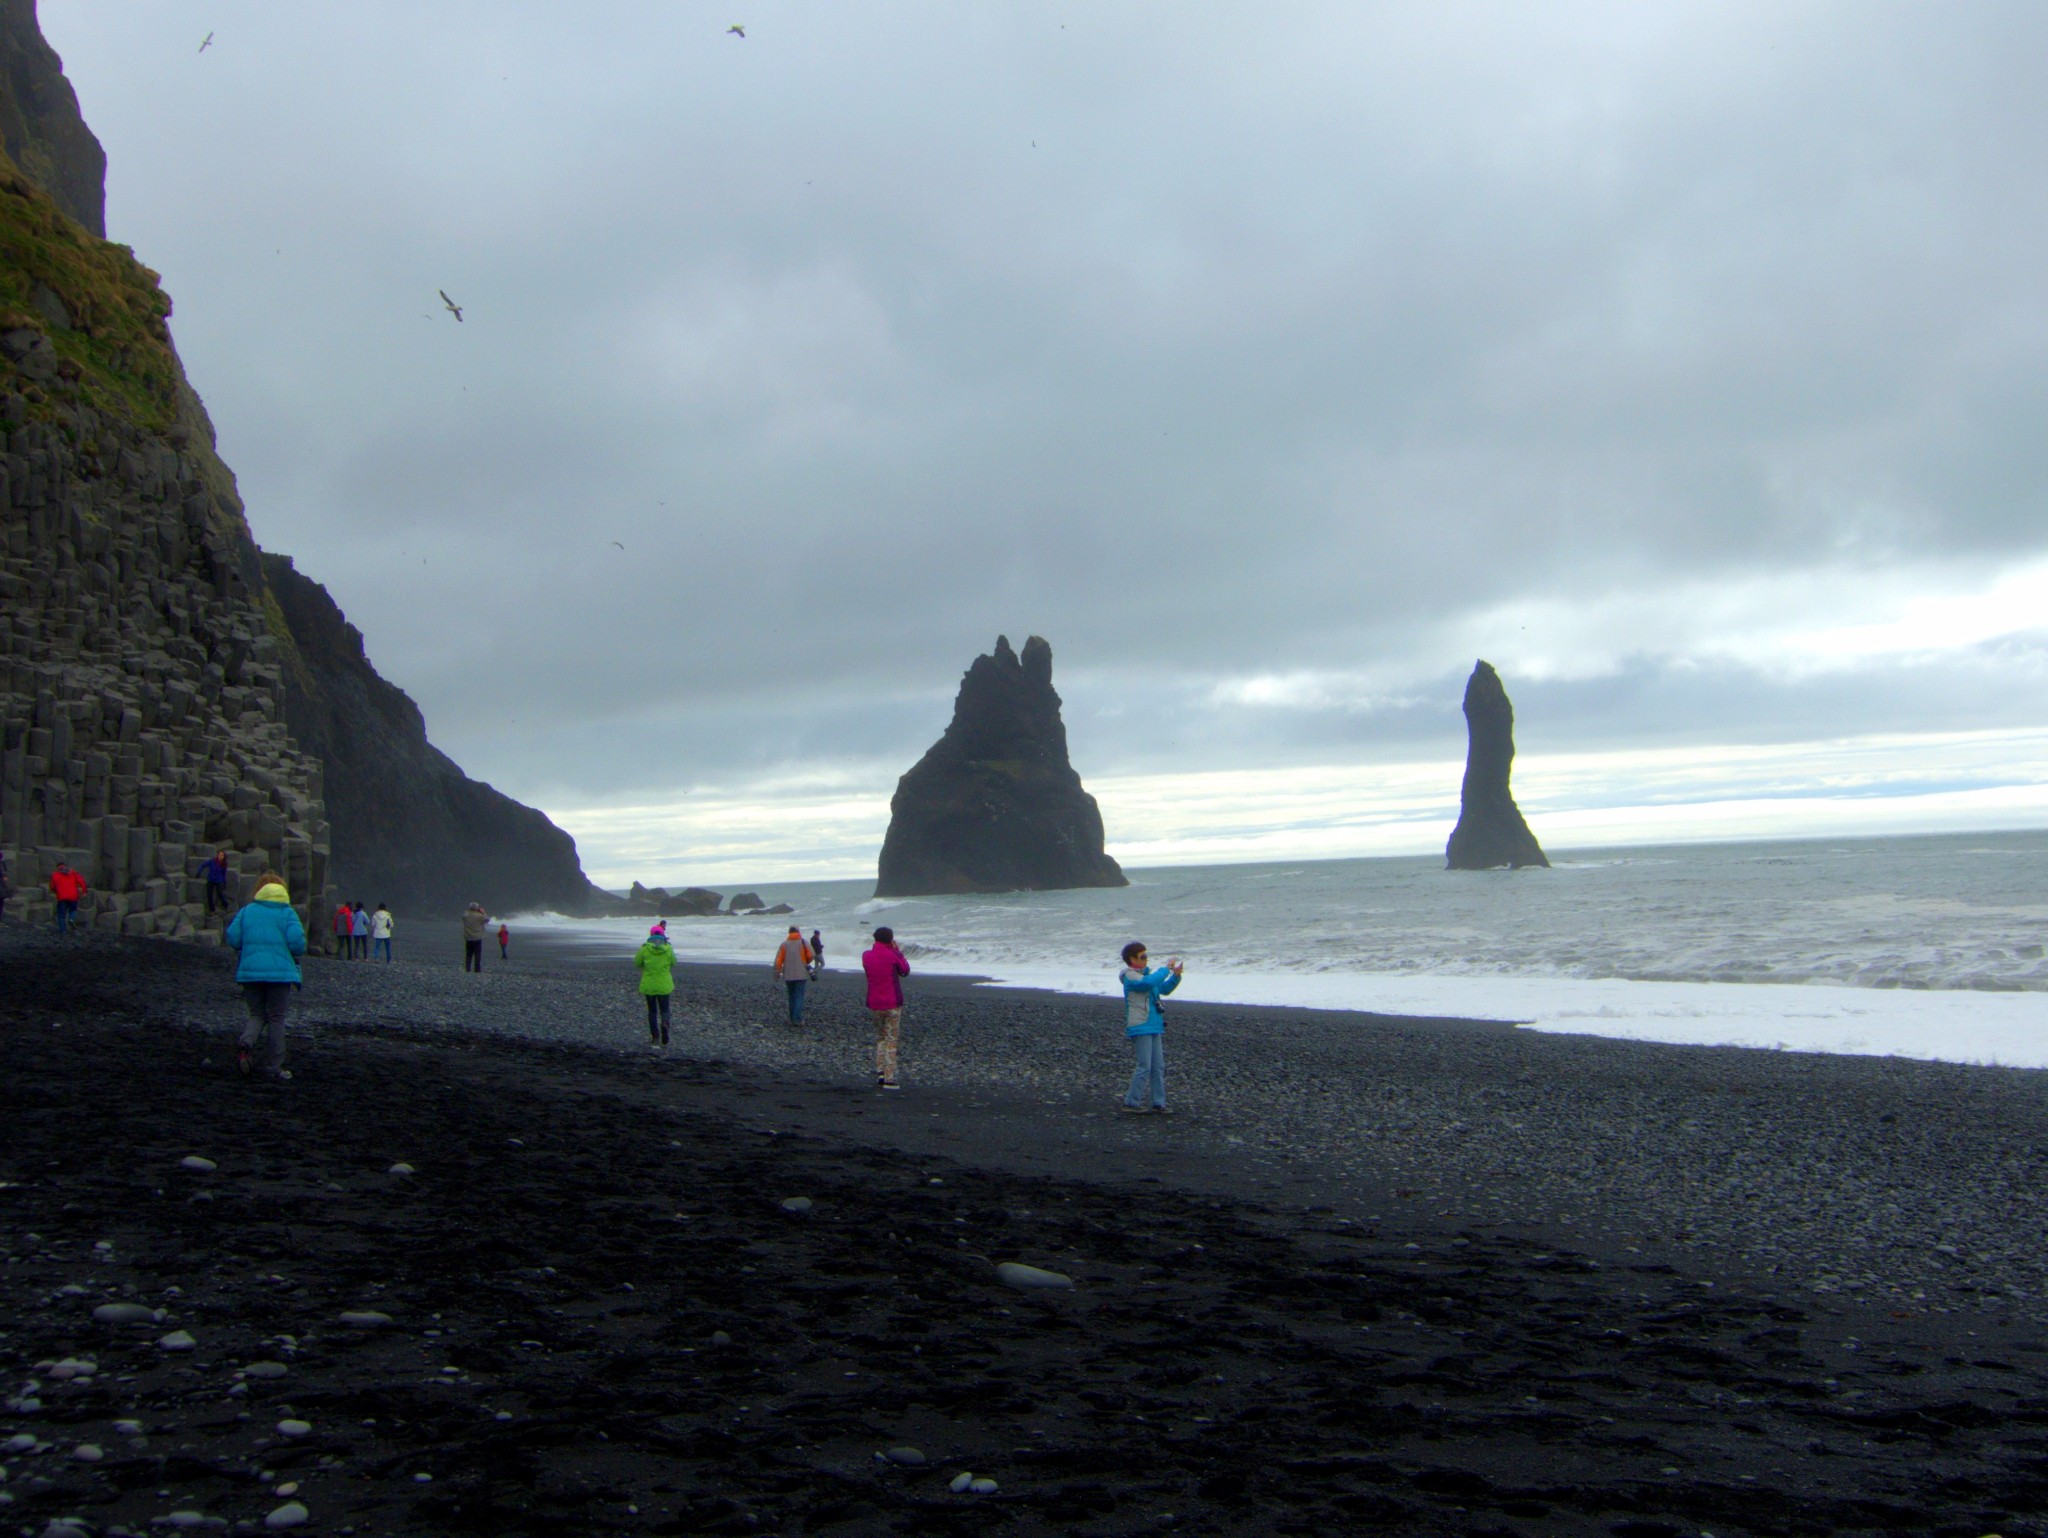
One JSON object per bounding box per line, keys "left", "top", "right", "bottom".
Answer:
{"left": 876, "top": 635, "right": 1126, "bottom": 897}
{"left": 1445, "top": 660, "right": 1548, "bottom": 870}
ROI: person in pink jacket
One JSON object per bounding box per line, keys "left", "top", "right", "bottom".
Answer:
{"left": 862, "top": 926, "right": 910, "bottom": 1090}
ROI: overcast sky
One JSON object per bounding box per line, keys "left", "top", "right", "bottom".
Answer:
{"left": 43, "top": 2, "right": 2048, "bottom": 883}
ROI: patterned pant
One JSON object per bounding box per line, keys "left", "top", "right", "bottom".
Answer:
{"left": 871, "top": 1009, "right": 902, "bottom": 1083}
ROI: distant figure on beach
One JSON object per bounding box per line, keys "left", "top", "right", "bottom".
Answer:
{"left": 863, "top": 925, "right": 910, "bottom": 1090}
{"left": 809, "top": 929, "right": 825, "bottom": 980}
{"left": 203, "top": 849, "right": 232, "bottom": 915}
{"left": 636, "top": 921, "right": 677, "bottom": 1047}
{"left": 331, "top": 901, "right": 352, "bottom": 956}
{"left": 1119, "top": 941, "right": 1183, "bottom": 1114}
{"left": 48, "top": 860, "right": 86, "bottom": 934}
{"left": 224, "top": 872, "right": 306, "bottom": 1082}
{"left": 350, "top": 901, "right": 370, "bottom": 959}
{"left": 462, "top": 902, "right": 491, "bottom": 972}
{"left": 498, "top": 921, "right": 511, "bottom": 961}
{"left": 773, "top": 925, "right": 813, "bottom": 1024}
{"left": 0, "top": 848, "right": 10, "bottom": 922}
{"left": 371, "top": 902, "right": 394, "bottom": 963}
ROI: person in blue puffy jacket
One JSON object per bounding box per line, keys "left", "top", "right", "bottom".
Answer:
{"left": 1118, "top": 941, "right": 1183, "bottom": 1113}
{"left": 224, "top": 874, "right": 307, "bottom": 1081}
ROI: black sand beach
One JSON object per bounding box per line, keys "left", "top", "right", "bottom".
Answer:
{"left": 5, "top": 925, "right": 2048, "bottom": 1536}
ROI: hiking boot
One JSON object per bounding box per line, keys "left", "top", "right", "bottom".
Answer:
{"left": 236, "top": 1047, "right": 251, "bottom": 1077}
{"left": 268, "top": 1068, "right": 292, "bottom": 1083}
{"left": 880, "top": 1079, "right": 900, "bottom": 1091}
{"left": 1118, "top": 1104, "right": 1148, "bottom": 1114}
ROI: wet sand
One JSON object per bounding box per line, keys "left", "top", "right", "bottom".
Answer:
{"left": 4, "top": 924, "right": 2048, "bottom": 1536}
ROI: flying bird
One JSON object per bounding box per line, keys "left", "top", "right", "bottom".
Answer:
{"left": 438, "top": 289, "right": 464, "bottom": 322}
{"left": 198, "top": 31, "right": 214, "bottom": 52}
{"left": 610, "top": 540, "right": 625, "bottom": 550}
{"left": 727, "top": 24, "right": 745, "bottom": 37}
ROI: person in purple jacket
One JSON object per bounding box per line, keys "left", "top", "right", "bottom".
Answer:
{"left": 862, "top": 926, "right": 910, "bottom": 1090}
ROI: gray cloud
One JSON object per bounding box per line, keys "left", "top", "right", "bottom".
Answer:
{"left": 42, "top": 0, "right": 2048, "bottom": 821}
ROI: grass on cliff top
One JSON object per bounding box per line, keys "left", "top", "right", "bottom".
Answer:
{"left": 0, "top": 147, "right": 177, "bottom": 432}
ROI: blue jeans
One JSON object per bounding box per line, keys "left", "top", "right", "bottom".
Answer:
{"left": 55, "top": 899, "right": 77, "bottom": 934}
{"left": 784, "top": 979, "right": 807, "bottom": 1024}
{"left": 374, "top": 938, "right": 392, "bottom": 963}
{"left": 1126, "top": 1033, "right": 1166, "bottom": 1109}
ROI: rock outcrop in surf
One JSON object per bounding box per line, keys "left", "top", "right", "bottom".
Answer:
{"left": 876, "top": 635, "right": 1126, "bottom": 897}
{"left": 1445, "top": 660, "right": 1548, "bottom": 871}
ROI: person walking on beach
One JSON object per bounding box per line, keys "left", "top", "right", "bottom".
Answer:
{"left": 462, "top": 902, "right": 490, "bottom": 971}
{"left": 636, "top": 921, "right": 677, "bottom": 1047}
{"left": 370, "top": 902, "right": 394, "bottom": 963}
{"left": 349, "top": 901, "right": 370, "bottom": 959}
{"left": 1118, "top": 941, "right": 1183, "bottom": 1114}
{"left": 0, "top": 848, "right": 10, "bottom": 923}
{"left": 808, "top": 928, "right": 825, "bottom": 981}
{"left": 224, "top": 872, "right": 307, "bottom": 1082}
{"left": 48, "top": 860, "right": 86, "bottom": 934}
{"left": 203, "top": 849, "right": 232, "bottom": 916}
{"left": 862, "top": 925, "right": 910, "bottom": 1090}
{"left": 773, "top": 925, "right": 813, "bottom": 1024}
{"left": 498, "top": 921, "right": 511, "bottom": 961}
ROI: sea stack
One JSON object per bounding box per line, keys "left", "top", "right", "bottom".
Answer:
{"left": 1445, "top": 660, "right": 1548, "bottom": 870}
{"left": 876, "top": 635, "right": 1126, "bottom": 897}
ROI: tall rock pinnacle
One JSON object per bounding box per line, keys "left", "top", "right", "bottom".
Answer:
{"left": 1445, "top": 660, "right": 1549, "bottom": 871}
{"left": 876, "top": 635, "right": 1127, "bottom": 897}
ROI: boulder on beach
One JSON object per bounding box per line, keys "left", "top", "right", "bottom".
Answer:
{"left": 1445, "top": 660, "right": 1548, "bottom": 871}
{"left": 876, "top": 635, "right": 1126, "bottom": 897}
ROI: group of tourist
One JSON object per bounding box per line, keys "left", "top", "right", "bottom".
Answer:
{"left": 329, "top": 900, "right": 396, "bottom": 961}
{"left": 209, "top": 879, "right": 1190, "bottom": 1109}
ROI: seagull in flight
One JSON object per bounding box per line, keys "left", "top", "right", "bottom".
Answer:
{"left": 610, "top": 541, "right": 625, "bottom": 551}
{"left": 438, "top": 289, "right": 464, "bottom": 322}
{"left": 727, "top": 24, "right": 745, "bottom": 37}
{"left": 198, "top": 31, "right": 214, "bottom": 52}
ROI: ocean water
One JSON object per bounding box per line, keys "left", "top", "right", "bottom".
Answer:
{"left": 520, "top": 829, "right": 2048, "bottom": 1069}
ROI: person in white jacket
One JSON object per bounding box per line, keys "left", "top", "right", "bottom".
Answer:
{"left": 371, "top": 903, "right": 395, "bottom": 963}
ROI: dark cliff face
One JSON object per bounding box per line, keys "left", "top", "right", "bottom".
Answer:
{"left": 0, "top": 1, "right": 603, "bottom": 931}
{"left": 1446, "top": 660, "right": 1549, "bottom": 871}
{"left": 876, "top": 635, "right": 1126, "bottom": 897}
{"left": 0, "top": 1, "right": 103, "bottom": 237}
{"left": 263, "top": 555, "right": 601, "bottom": 916}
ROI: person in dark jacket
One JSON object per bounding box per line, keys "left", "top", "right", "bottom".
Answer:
{"left": 204, "top": 849, "right": 233, "bottom": 915}
{"left": 225, "top": 874, "right": 307, "bottom": 1081}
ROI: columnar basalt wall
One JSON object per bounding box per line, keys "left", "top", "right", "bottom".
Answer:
{"left": 0, "top": 390, "right": 336, "bottom": 943}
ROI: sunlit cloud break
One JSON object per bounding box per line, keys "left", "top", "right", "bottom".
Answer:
{"left": 550, "top": 727, "right": 2048, "bottom": 889}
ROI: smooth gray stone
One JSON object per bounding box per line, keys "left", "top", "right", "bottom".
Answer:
{"left": 92, "top": 1302, "right": 158, "bottom": 1324}
{"left": 157, "top": 1329, "right": 197, "bottom": 1351}
{"left": 337, "top": 1311, "right": 392, "bottom": 1328}
{"left": 778, "top": 1197, "right": 812, "bottom": 1214}
{"left": 885, "top": 1446, "right": 926, "bottom": 1466}
{"left": 241, "top": 1362, "right": 288, "bottom": 1379}
{"left": 995, "top": 1261, "right": 1073, "bottom": 1290}
{"left": 179, "top": 1156, "right": 217, "bottom": 1172}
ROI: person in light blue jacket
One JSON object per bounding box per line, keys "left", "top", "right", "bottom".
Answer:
{"left": 1118, "top": 941, "right": 1183, "bottom": 1113}
{"left": 224, "top": 874, "right": 307, "bottom": 1081}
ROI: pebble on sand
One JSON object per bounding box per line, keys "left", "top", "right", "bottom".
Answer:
{"left": 338, "top": 1310, "right": 393, "bottom": 1328}
{"left": 178, "top": 1157, "right": 217, "bottom": 1172}
{"left": 275, "top": 1420, "right": 312, "bottom": 1438}
{"left": 779, "top": 1196, "right": 813, "bottom": 1214}
{"left": 995, "top": 1261, "right": 1073, "bottom": 1290}
{"left": 4, "top": 1433, "right": 36, "bottom": 1452}
{"left": 241, "top": 1361, "right": 289, "bottom": 1379}
{"left": 157, "top": 1330, "right": 196, "bottom": 1351}
{"left": 710, "top": 1330, "right": 732, "bottom": 1347}
{"left": 884, "top": 1446, "right": 927, "bottom": 1466}
{"left": 160, "top": 1512, "right": 211, "bottom": 1528}
{"left": 949, "top": 1472, "right": 975, "bottom": 1493}
{"left": 264, "top": 1501, "right": 309, "bottom": 1529}
{"left": 970, "top": 1478, "right": 1000, "bottom": 1494}
{"left": 71, "top": 1443, "right": 102, "bottom": 1462}
{"left": 91, "top": 1303, "right": 158, "bottom": 1325}
{"left": 274, "top": 1482, "right": 299, "bottom": 1497}
{"left": 387, "top": 1163, "right": 415, "bottom": 1177}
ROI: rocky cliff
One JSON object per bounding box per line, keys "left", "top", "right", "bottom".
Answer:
{"left": 263, "top": 555, "right": 601, "bottom": 915}
{"left": 876, "top": 635, "right": 1126, "bottom": 897}
{"left": 0, "top": 3, "right": 602, "bottom": 934}
{"left": 1445, "top": 659, "right": 1548, "bottom": 870}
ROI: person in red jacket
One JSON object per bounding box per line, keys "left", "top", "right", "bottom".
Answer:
{"left": 48, "top": 860, "right": 88, "bottom": 935}
{"left": 497, "top": 922, "right": 510, "bottom": 961}
{"left": 862, "top": 926, "right": 911, "bottom": 1090}
{"left": 331, "top": 901, "right": 353, "bottom": 957}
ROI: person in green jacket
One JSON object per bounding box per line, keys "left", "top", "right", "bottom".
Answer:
{"left": 635, "top": 922, "right": 677, "bottom": 1047}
